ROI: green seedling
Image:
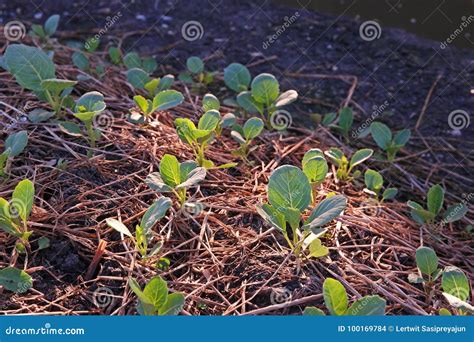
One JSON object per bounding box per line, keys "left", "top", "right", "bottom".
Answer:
{"left": 325, "top": 148, "right": 373, "bottom": 182}
{"left": 132, "top": 89, "right": 184, "bottom": 123}
{"left": 30, "top": 14, "right": 59, "bottom": 45}
{"left": 364, "top": 169, "right": 398, "bottom": 202}
{"left": 4, "top": 44, "right": 77, "bottom": 120}
{"left": 72, "top": 38, "right": 107, "bottom": 80}
{"left": 59, "top": 91, "right": 106, "bottom": 157}
{"left": 407, "top": 184, "right": 467, "bottom": 225}
{"left": 408, "top": 246, "right": 442, "bottom": 300}
{"left": 128, "top": 276, "right": 185, "bottom": 316}
{"left": 146, "top": 154, "right": 206, "bottom": 206}
{"left": 108, "top": 46, "right": 122, "bottom": 65}
{"left": 178, "top": 56, "right": 214, "bottom": 92}
{"left": 304, "top": 278, "right": 386, "bottom": 316}
{"left": 0, "top": 131, "right": 28, "bottom": 178}
{"left": 256, "top": 165, "right": 347, "bottom": 259}
{"left": 325, "top": 107, "right": 354, "bottom": 141}
{"left": 106, "top": 197, "right": 171, "bottom": 258}
{"left": 0, "top": 266, "right": 33, "bottom": 293}
{"left": 231, "top": 117, "right": 264, "bottom": 163}
{"left": 223, "top": 62, "right": 251, "bottom": 108}
{"left": 174, "top": 114, "right": 237, "bottom": 169}
{"left": 370, "top": 121, "right": 410, "bottom": 161}
{"left": 127, "top": 67, "right": 175, "bottom": 94}
{"left": 0, "top": 179, "right": 35, "bottom": 251}
{"left": 441, "top": 266, "right": 473, "bottom": 315}
{"left": 236, "top": 73, "right": 298, "bottom": 129}
{"left": 123, "top": 52, "right": 157, "bottom": 74}
{"left": 202, "top": 93, "right": 236, "bottom": 135}
{"left": 301, "top": 148, "right": 329, "bottom": 201}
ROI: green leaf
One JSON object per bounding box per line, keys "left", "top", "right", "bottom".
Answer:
{"left": 231, "top": 131, "right": 246, "bottom": 144}
{"left": 179, "top": 161, "right": 198, "bottom": 182}
{"left": 41, "top": 78, "right": 77, "bottom": 94}
{"left": 303, "top": 195, "right": 347, "bottom": 230}
{"left": 382, "top": 188, "right": 398, "bottom": 201}
{"left": 106, "top": 218, "right": 132, "bottom": 238}
{"left": 152, "top": 90, "right": 184, "bottom": 111}
{"left": 325, "top": 148, "right": 344, "bottom": 167}
{"left": 267, "top": 165, "right": 311, "bottom": 212}
{"left": 0, "top": 218, "right": 21, "bottom": 236}
{"left": 415, "top": 246, "right": 438, "bottom": 277}
{"left": 31, "top": 24, "right": 46, "bottom": 39}
{"left": 303, "top": 307, "right": 326, "bottom": 315}
{"left": 159, "top": 293, "right": 185, "bottom": 315}
{"left": 255, "top": 203, "right": 286, "bottom": 231}
{"left": 4, "top": 44, "right": 56, "bottom": 97}
{"left": 221, "top": 113, "right": 236, "bottom": 128}
{"left": 159, "top": 154, "right": 181, "bottom": 187}
{"left": 303, "top": 156, "right": 328, "bottom": 184}
{"left": 127, "top": 68, "right": 150, "bottom": 89}
{"left": 140, "top": 197, "right": 172, "bottom": 232}
{"left": 338, "top": 107, "right": 353, "bottom": 134}
{"left": 243, "top": 117, "right": 264, "bottom": 141}
{"left": 142, "top": 57, "right": 157, "bottom": 74}
{"left": 12, "top": 179, "right": 34, "bottom": 223}
{"left": 302, "top": 148, "right": 325, "bottom": 166}
{"left": 37, "top": 236, "right": 50, "bottom": 250}
{"left": 143, "top": 276, "right": 168, "bottom": 310}
{"left": 72, "top": 51, "right": 89, "bottom": 71}
{"left": 251, "top": 73, "right": 279, "bottom": 106}
{"left": 364, "top": 169, "right": 383, "bottom": 192}
{"left": 198, "top": 110, "right": 221, "bottom": 130}
{"left": 407, "top": 201, "right": 435, "bottom": 224}
{"left": 75, "top": 91, "right": 106, "bottom": 114}
{"left": 350, "top": 149, "right": 373, "bottom": 169}
{"left": 108, "top": 46, "right": 121, "bottom": 64}
{"left": 275, "top": 90, "right": 298, "bottom": 107}
{"left": 174, "top": 118, "right": 197, "bottom": 145}
{"left": 58, "top": 121, "right": 82, "bottom": 136}
{"left": 202, "top": 93, "right": 220, "bottom": 112}
{"left": 134, "top": 95, "right": 149, "bottom": 114}
{"left": 443, "top": 203, "right": 468, "bottom": 223}
{"left": 236, "top": 91, "right": 263, "bottom": 114}
{"left": 347, "top": 296, "right": 386, "bottom": 315}
{"left": 427, "top": 184, "right": 444, "bottom": 215}
{"left": 0, "top": 267, "right": 32, "bottom": 293}
{"left": 442, "top": 293, "right": 474, "bottom": 314}
{"left": 224, "top": 63, "right": 251, "bottom": 92}
{"left": 44, "top": 14, "right": 60, "bottom": 36}
{"left": 84, "top": 37, "right": 100, "bottom": 52}
{"left": 442, "top": 266, "right": 470, "bottom": 301}
{"left": 123, "top": 52, "right": 141, "bottom": 69}
{"left": 186, "top": 56, "right": 204, "bottom": 74}
{"left": 370, "top": 122, "right": 392, "bottom": 150}
{"left": 128, "top": 278, "right": 153, "bottom": 305}
{"left": 5, "top": 131, "right": 28, "bottom": 157}
{"left": 157, "top": 75, "right": 175, "bottom": 91}
{"left": 176, "top": 167, "right": 206, "bottom": 189}
{"left": 308, "top": 238, "right": 329, "bottom": 258}
{"left": 439, "top": 308, "right": 452, "bottom": 316}
{"left": 323, "top": 278, "right": 348, "bottom": 316}
{"left": 321, "top": 112, "right": 337, "bottom": 126}
{"left": 146, "top": 172, "right": 173, "bottom": 193}
{"left": 393, "top": 129, "right": 411, "bottom": 147}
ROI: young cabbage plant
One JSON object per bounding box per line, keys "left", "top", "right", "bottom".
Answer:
{"left": 441, "top": 266, "right": 473, "bottom": 315}
{"left": 327, "top": 107, "right": 354, "bottom": 141}
{"left": 407, "top": 184, "right": 467, "bottom": 225}
{"left": 0, "top": 179, "right": 35, "bottom": 251}
{"left": 304, "top": 278, "right": 386, "bottom": 316}
{"left": 0, "top": 131, "right": 28, "bottom": 178}
{"left": 131, "top": 89, "right": 184, "bottom": 123}
{"left": 325, "top": 148, "right": 373, "bottom": 182}
{"left": 256, "top": 165, "right": 347, "bottom": 259}
{"left": 364, "top": 169, "right": 398, "bottom": 202}
{"left": 146, "top": 154, "right": 206, "bottom": 206}
{"left": 370, "top": 122, "right": 411, "bottom": 161}
{"left": 408, "top": 246, "right": 442, "bottom": 299}
{"left": 301, "top": 148, "right": 329, "bottom": 201}
{"left": 202, "top": 93, "right": 236, "bottom": 135}
{"left": 236, "top": 73, "right": 298, "bottom": 129}
{"left": 0, "top": 266, "right": 33, "bottom": 294}
{"left": 174, "top": 115, "right": 237, "bottom": 169}
{"left": 30, "top": 14, "right": 60, "bottom": 45}
{"left": 128, "top": 276, "right": 185, "bottom": 316}
{"left": 106, "top": 197, "right": 172, "bottom": 258}
{"left": 179, "top": 56, "right": 214, "bottom": 92}
{"left": 127, "top": 67, "right": 175, "bottom": 94}
{"left": 4, "top": 44, "right": 77, "bottom": 120}
{"left": 231, "top": 117, "right": 264, "bottom": 163}
{"left": 223, "top": 62, "right": 251, "bottom": 108}
{"left": 72, "top": 48, "right": 106, "bottom": 80}
{"left": 123, "top": 52, "right": 157, "bottom": 74}
{"left": 108, "top": 46, "right": 122, "bottom": 65}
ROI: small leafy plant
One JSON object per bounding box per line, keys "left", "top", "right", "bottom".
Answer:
{"left": 224, "top": 63, "right": 251, "bottom": 93}
{"left": 231, "top": 117, "right": 264, "bottom": 163}
{"left": 370, "top": 122, "right": 410, "bottom": 161}
{"left": 0, "top": 179, "right": 35, "bottom": 251}
{"left": 256, "top": 165, "right": 347, "bottom": 259}
{"left": 0, "top": 266, "right": 33, "bottom": 293}
{"left": 146, "top": 154, "right": 206, "bottom": 206}
{"left": 304, "top": 278, "right": 386, "bottom": 315}
{"left": 325, "top": 148, "right": 373, "bottom": 182}
{"left": 364, "top": 169, "right": 398, "bottom": 202}
{"left": 202, "top": 93, "right": 236, "bottom": 135}
{"left": 407, "top": 184, "right": 467, "bottom": 225}
{"left": 326, "top": 107, "right": 354, "bottom": 141}
{"left": 108, "top": 46, "right": 122, "bottom": 65}
{"left": 301, "top": 149, "right": 329, "bottom": 200}
{"left": 441, "top": 266, "right": 473, "bottom": 315}
{"left": 179, "top": 56, "right": 214, "bottom": 91}
{"left": 128, "top": 276, "right": 185, "bottom": 315}
{"left": 236, "top": 73, "right": 298, "bottom": 129}
{"left": 106, "top": 197, "right": 172, "bottom": 258}
{"left": 4, "top": 44, "right": 77, "bottom": 119}
{"left": 132, "top": 89, "right": 184, "bottom": 123}
{"left": 408, "top": 246, "right": 442, "bottom": 299}
{"left": 123, "top": 52, "right": 157, "bottom": 74}
{"left": 30, "top": 14, "right": 60, "bottom": 45}
{"left": 0, "top": 131, "right": 28, "bottom": 177}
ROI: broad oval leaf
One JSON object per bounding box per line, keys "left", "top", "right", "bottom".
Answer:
{"left": 123, "top": 52, "right": 142, "bottom": 69}
{"left": 12, "top": 179, "right": 34, "bottom": 223}
{"left": 302, "top": 148, "right": 325, "bottom": 166}
{"left": 443, "top": 203, "right": 468, "bottom": 223}
{"left": 140, "top": 197, "right": 172, "bottom": 232}
{"left": 427, "top": 184, "right": 444, "bottom": 215}
{"left": 415, "top": 246, "right": 438, "bottom": 277}
{"left": 441, "top": 266, "right": 470, "bottom": 301}
{"left": 176, "top": 167, "right": 206, "bottom": 189}
{"left": 5, "top": 131, "right": 28, "bottom": 157}
{"left": 72, "top": 51, "right": 89, "bottom": 71}
{"left": 41, "top": 78, "right": 77, "bottom": 94}
{"left": 44, "top": 14, "right": 60, "bottom": 36}
{"left": 303, "top": 195, "right": 347, "bottom": 230}
{"left": 382, "top": 188, "right": 398, "bottom": 201}
{"left": 158, "top": 74, "right": 175, "bottom": 91}
{"left": 224, "top": 63, "right": 251, "bottom": 92}
{"left": 133, "top": 95, "right": 149, "bottom": 114}
{"left": 159, "top": 292, "right": 185, "bottom": 315}
{"left": 303, "top": 307, "right": 326, "bottom": 315}
{"left": 236, "top": 91, "right": 263, "bottom": 114}
{"left": 267, "top": 165, "right": 311, "bottom": 212}
{"left": 202, "top": 93, "right": 220, "bottom": 112}
{"left": 308, "top": 238, "right": 329, "bottom": 258}
{"left": 106, "top": 218, "right": 132, "bottom": 238}
{"left": 127, "top": 68, "right": 150, "bottom": 89}
{"left": 255, "top": 203, "right": 286, "bottom": 231}
{"left": 251, "top": 73, "right": 279, "bottom": 106}
{"left": 347, "top": 295, "right": 386, "bottom": 315}
{"left": 180, "top": 161, "right": 198, "bottom": 182}
{"left": 152, "top": 90, "right": 184, "bottom": 111}
{"left": 231, "top": 131, "right": 246, "bottom": 144}
{"left": 275, "top": 89, "right": 298, "bottom": 107}
{"left": 58, "top": 121, "right": 82, "bottom": 136}
{"left": 323, "top": 278, "right": 348, "bottom": 316}
{"left": 143, "top": 276, "right": 169, "bottom": 310}
{"left": 370, "top": 122, "right": 392, "bottom": 150}
{"left": 364, "top": 169, "right": 383, "bottom": 191}
{"left": 350, "top": 149, "right": 373, "bottom": 169}
{"left": 243, "top": 117, "right": 264, "bottom": 141}
{"left": 142, "top": 57, "right": 157, "bottom": 74}
{"left": 75, "top": 91, "right": 106, "bottom": 113}
{"left": 221, "top": 113, "right": 236, "bottom": 128}
{"left": 338, "top": 107, "right": 354, "bottom": 133}
{"left": 0, "top": 267, "right": 33, "bottom": 293}
{"left": 198, "top": 110, "right": 221, "bottom": 131}
{"left": 186, "top": 56, "right": 204, "bottom": 74}
{"left": 393, "top": 129, "right": 411, "bottom": 147}
{"left": 303, "top": 156, "right": 328, "bottom": 184}
{"left": 146, "top": 172, "right": 173, "bottom": 193}
{"left": 159, "top": 154, "right": 181, "bottom": 187}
